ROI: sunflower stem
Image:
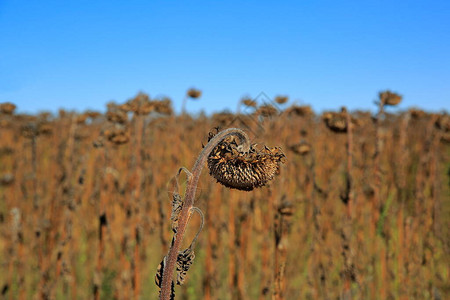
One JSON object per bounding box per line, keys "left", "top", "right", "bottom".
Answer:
{"left": 159, "top": 128, "right": 250, "bottom": 300}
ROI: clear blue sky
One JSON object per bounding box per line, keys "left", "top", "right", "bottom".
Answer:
{"left": 1, "top": 0, "right": 449, "bottom": 115}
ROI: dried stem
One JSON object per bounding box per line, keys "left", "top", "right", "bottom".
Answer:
{"left": 373, "top": 100, "right": 385, "bottom": 298}
{"left": 159, "top": 128, "right": 250, "bottom": 300}
{"left": 396, "top": 112, "right": 409, "bottom": 299}
{"left": 228, "top": 193, "right": 238, "bottom": 299}
{"left": 345, "top": 109, "right": 353, "bottom": 219}
{"left": 259, "top": 192, "right": 273, "bottom": 299}
{"left": 341, "top": 108, "right": 356, "bottom": 298}
{"left": 131, "top": 114, "right": 145, "bottom": 298}
{"left": 273, "top": 198, "right": 293, "bottom": 300}
{"left": 182, "top": 97, "right": 188, "bottom": 115}
{"left": 373, "top": 100, "right": 384, "bottom": 230}
{"left": 94, "top": 144, "right": 110, "bottom": 300}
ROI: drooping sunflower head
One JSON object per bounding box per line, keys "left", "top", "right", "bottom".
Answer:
{"left": 207, "top": 134, "right": 285, "bottom": 191}
{"left": 379, "top": 90, "right": 402, "bottom": 106}
{"left": 0, "top": 102, "right": 16, "bottom": 115}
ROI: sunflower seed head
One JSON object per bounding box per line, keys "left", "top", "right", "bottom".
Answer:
{"left": 207, "top": 134, "right": 285, "bottom": 191}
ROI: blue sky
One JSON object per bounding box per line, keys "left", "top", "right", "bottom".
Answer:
{"left": 1, "top": 0, "right": 449, "bottom": 115}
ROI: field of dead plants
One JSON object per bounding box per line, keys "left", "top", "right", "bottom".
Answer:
{"left": 0, "top": 92, "right": 449, "bottom": 300}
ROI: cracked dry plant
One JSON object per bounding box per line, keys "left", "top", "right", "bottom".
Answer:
{"left": 155, "top": 128, "right": 285, "bottom": 300}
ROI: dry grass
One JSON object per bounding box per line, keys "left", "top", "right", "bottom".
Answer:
{"left": 0, "top": 96, "right": 449, "bottom": 299}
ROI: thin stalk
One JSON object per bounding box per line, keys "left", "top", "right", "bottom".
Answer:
{"left": 159, "top": 128, "right": 250, "bottom": 300}
{"left": 345, "top": 109, "right": 353, "bottom": 219}
{"left": 273, "top": 196, "right": 292, "bottom": 300}
{"left": 94, "top": 145, "right": 109, "bottom": 300}
{"left": 308, "top": 149, "right": 326, "bottom": 299}
{"left": 341, "top": 108, "right": 355, "bottom": 299}
{"left": 182, "top": 97, "right": 188, "bottom": 115}
{"left": 238, "top": 199, "right": 251, "bottom": 300}
{"left": 259, "top": 191, "right": 272, "bottom": 300}
{"left": 396, "top": 112, "right": 409, "bottom": 299}
{"left": 228, "top": 192, "right": 237, "bottom": 298}
{"left": 373, "top": 101, "right": 384, "bottom": 299}
{"left": 57, "top": 115, "right": 77, "bottom": 294}
{"left": 373, "top": 100, "right": 384, "bottom": 231}
{"left": 131, "top": 114, "right": 145, "bottom": 298}
{"left": 29, "top": 132, "right": 45, "bottom": 299}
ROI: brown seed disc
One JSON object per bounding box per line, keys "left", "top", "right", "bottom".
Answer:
{"left": 207, "top": 136, "right": 285, "bottom": 191}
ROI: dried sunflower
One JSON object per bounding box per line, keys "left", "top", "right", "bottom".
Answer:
{"left": 85, "top": 110, "right": 101, "bottom": 119}
{"left": 274, "top": 96, "right": 289, "bottom": 105}
{"left": 323, "top": 112, "right": 347, "bottom": 133}
{"left": 207, "top": 135, "right": 285, "bottom": 191}
{"left": 257, "top": 104, "right": 278, "bottom": 117}
{"left": 379, "top": 90, "right": 402, "bottom": 106}
{"left": 289, "top": 141, "right": 311, "bottom": 155}
{"left": 0, "top": 102, "right": 16, "bottom": 115}
{"left": 187, "top": 88, "right": 202, "bottom": 99}
{"left": 241, "top": 98, "right": 257, "bottom": 108}
{"left": 285, "top": 105, "right": 313, "bottom": 117}
{"left": 76, "top": 114, "right": 88, "bottom": 124}
{"left": 434, "top": 114, "right": 450, "bottom": 132}
{"left": 153, "top": 98, "right": 173, "bottom": 115}
{"left": 409, "top": 108, "right": 425, "bottom": 119}
{"left": 104, "top": 126, "right": 129, "bottom": 145}
{"left": 121, "top": 92, "right": 154, "bottom": 115}
{"left": 106, "top": 110, "right": 128, "bottom": 124}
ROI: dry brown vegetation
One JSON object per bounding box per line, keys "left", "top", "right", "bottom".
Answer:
{"left": 0, "top": 92, "right": 449, "bottom": 299}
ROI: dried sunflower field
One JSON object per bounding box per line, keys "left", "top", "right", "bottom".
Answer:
{"left": 0, "top": 92, "right": 449, "bottom": 300}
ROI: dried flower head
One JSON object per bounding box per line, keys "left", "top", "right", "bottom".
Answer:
{"left": 434, "top": 114, "right": 450, "bottom": 132}
{"left": 76, "top": 114, "right": 88, "bottom": 124}
{"left": 120, "top": 92, "right": 154, "bottom": 115}
{"left": 153, "top": 98, "right": 173, "bottom": 115}
{"left": 257, "top": 104, "right": 278, "bottom": 117}
{"left": 187, "top": 88, "right": 202, "bottom": 99}
{"left": 274, "top": 95, "right": 289, "bottom": 105}
{"left": 38, "top": 122, "right": 53, "bottom": 136}
{"left": 85, "top": 110, "right": 102, "bottom": 119}
{"left": 285, "top": 105, "right": 313, "bottom": 117}
{"left": 106, "top": 110, "right": 128, "bottom": 124}
{"left": 409, "top": 108, "right": 425, "bottom": 119}
{"left": 289, "top": 141, "right": 311, "bottom": 155}
{"left": 21, "top": 123, "right": 39, "bottom": 138}
{"left": 0, "top": 102, "right": 16, "bottom": 115}
{"left": 379, "top": 90, "right": 402, "bottom": 106}
{"left": 207, "top": 134, "right": 285, "bottom": 191}
{"left": 323, "top": 112, "right": 347, "bottom": 133}
{"left": 322, "top": 108, "right": 355, "bottom": 133}
{"left": 241, "top": 98, "right": 257, "bottom": 108}
{"left": 58, "top": 109, "right": 68, "bottom": 119}
{"left": 277, "top": 199, "right": 294, "bottom": 216}
{"left": 38, "top": 112, "right": 52, "bottom": 121}
{"left": 104, "top": 126, "right": 129, "bottom": 145}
